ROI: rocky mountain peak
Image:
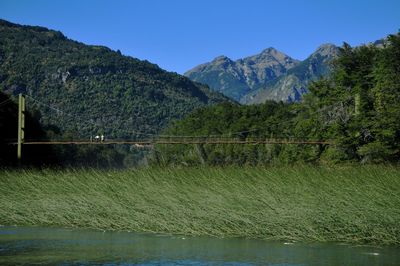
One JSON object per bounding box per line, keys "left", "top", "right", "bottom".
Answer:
{"left": 211, "top": 55, "right": 232, "bottom": 63}
{"left": 208, "top": 55, "right": 234, "bottom": 68}
{"left": 312, "top": 43, "right": 339, "bottom": 57}
{"left": 260, "top": 47, "right": 278, "bottom": 54}
{"left": 250, "top": 47, "right": 297, "bottom": 64}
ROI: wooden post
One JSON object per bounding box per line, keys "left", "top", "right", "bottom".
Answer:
{"left": 17, "top": 93, "right": 25, "bottom": 162}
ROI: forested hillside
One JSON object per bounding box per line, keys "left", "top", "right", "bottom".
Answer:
{"left": 156, "top": 33, "right": 400, "bottom": 165}
{"left": 1, "top": 18, "right": 398, "bottom": 167}
{"left": 0, "top": 19, "right": 228, "bottom": 140}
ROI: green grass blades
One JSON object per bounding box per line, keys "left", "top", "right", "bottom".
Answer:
{"left": 0, "top": 166, "right": 399, "bottom": 245}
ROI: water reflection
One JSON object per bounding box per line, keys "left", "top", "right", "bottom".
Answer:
{"left": 0, "top": 226, "right": 398, "bottom": 265}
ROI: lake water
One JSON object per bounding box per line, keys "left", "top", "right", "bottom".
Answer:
{"left": 0, "top": 226, "right": 399, "bottom": 265}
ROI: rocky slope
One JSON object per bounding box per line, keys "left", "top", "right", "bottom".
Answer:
{"left": 244, "top": 44, "right": 339, "bottom": 103}
{"left": 185, "top": 44, "right": 339, "bottom": 103}
{"left": 185, "top": 48, "right": 299, "bottom": 101}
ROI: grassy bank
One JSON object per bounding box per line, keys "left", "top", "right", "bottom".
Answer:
{"left": 0, "top": 166, "right": 399, "bottom": 245}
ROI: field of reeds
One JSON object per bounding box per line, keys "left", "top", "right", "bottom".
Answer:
{"left": 0, "top": 166, "right": 399, "bottom": 245}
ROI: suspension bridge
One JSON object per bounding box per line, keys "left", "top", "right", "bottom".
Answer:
{"left": 1, "top": 94, "right": 334, "bottom": 161}
{"left": 19, "top": 139, "right": 332, "bottom": 145}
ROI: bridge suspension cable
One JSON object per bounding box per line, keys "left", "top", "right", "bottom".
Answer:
{"left": 8, "top": 93, "right": 344, "bottom": 155}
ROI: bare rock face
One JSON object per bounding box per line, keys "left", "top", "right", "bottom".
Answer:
{"left": 245, "top": 44, "right": 340, "bottom": 104}
{"left": 185, "top": 48, "right": 300, "bottom": 101}
{"left": 185, "top": 44, "right": 339, "bottom": 104}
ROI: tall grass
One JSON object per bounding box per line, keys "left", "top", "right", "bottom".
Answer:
{"left": 0, "top": 166, "right": 399, "bottom": 245}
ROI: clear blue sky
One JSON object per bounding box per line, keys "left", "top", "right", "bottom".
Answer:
{"left": 1, "top": 0, "right": 399, "bottom": 74}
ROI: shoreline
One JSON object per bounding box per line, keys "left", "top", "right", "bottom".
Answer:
{"left": 0, "top": 224, "right": 394, "bottom": 248}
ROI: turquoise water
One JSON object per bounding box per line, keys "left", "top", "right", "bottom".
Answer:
{"left": 0, "top": 226, "right": 399, "bottom": 265}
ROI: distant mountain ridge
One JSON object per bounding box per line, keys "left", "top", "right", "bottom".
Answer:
{"left": 243, "top": 44, "right": 339, "bottom": 103}
{"left": 185, "top": 44, "right": 340, "bottom": 103}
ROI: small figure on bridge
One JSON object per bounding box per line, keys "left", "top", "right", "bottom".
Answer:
{"left": 101, "top": 135, "right": 105, "bottom": 142}
{"left": 94, "top": 135, "right": 100, "bottom": 142}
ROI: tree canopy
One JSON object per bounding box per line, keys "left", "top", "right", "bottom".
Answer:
{"left": 155, "top": 33, "right": 400, "bottom": 165}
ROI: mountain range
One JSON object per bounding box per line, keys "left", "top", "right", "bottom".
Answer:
{"left": 0, "top": 19, "right": 228, "bottom": 139}
{"left": 185, "top": 44, "right": 340, "bottom": 103}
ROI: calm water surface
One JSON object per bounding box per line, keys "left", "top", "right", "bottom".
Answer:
{"left": 0, "top": 226, "right": 399, "bottom": 265}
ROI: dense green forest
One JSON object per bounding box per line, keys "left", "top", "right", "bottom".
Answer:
{"left": 0, "top": 19, "right": 228, "bottom": 167}
{"left": 0, "top": 91, "right": 57, "bottom": 166}
{"left": 0, "top": 19, "right": 227, "bottom": 138}
{"left": 154, "top": 33, "right": 400, "bottom": 165}
{"left": 1, "top": 18, "right": 398, "bottom": 167}
{"left": 0, "top": 91, "right": 137, "bottom": 167}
